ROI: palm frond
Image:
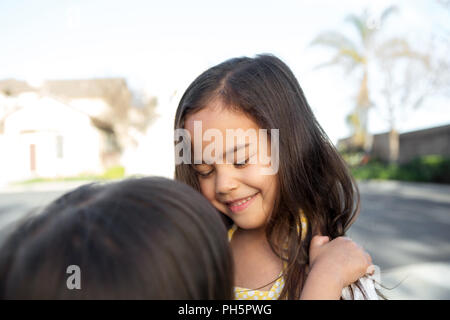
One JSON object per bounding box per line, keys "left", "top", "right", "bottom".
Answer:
{"left": 345, "top": 12, "right": 370, "bottom": 44}
{"left": 310, "top": 31, "right": 359, "bottom": 52}
{"left": 340, "top": 48, "right": 366, "bottom": 64}
{"left": 376, "top": 38, "right": 431, "bottom": 68}
{"left": 313, "top": 51, "right": 363, "bottom": 73}
{"left": 380, "top": 5, "right": 399, "bottom": 26}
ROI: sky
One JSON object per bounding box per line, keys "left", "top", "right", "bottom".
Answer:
{"left": 1, "top": 0, "right": 449, "bottom": 145}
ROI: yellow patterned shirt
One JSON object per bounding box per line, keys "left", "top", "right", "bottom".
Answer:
{"left": 228, "top": 211, "right": 307, "bottom": 300}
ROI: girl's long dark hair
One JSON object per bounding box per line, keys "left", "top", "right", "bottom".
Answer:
{"left": 174, "top": 54, "right": 366, "bottom": 299}
{"left": 0, "top": 177, "right": 233, "bottom": 299}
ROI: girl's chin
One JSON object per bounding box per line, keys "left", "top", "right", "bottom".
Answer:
{"left": 225, "top": 212, "right": 268, "bottom": 230}
{"left": 232, "top": 220, "right": 267, "bottom": 231}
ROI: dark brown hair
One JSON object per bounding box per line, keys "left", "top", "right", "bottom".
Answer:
{"left": 0, "top": 177, "right": 233, "bottom": 299}
{"left": 174, "top": 54, "right": 367, "bottom": 299}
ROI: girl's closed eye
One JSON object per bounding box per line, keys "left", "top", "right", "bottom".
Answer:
{"left": 234, "top": 151, "right": 257, "bottom": 168}
{"left": 198, "top": 170, "right": 213, "bottom": 178}
{"left": 194, "top": 156, "right": 252, "bottom": 176}
{"left": 193, "top": 164, "right": 214, "bottom": 177}
{"left": 195, "top": 159, "right": 249, "bottom": 176}
{"left": 234, "top": 157, "right": 250, "bottom": 168}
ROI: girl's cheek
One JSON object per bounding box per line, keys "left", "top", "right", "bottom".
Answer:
{"left": 199, "top": 178, "right": 215, "bottom": 202}
{"left": 245, "top": 165, "right": 275, "bottom": 187}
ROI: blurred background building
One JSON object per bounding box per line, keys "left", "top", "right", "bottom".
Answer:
{"left": 0, "top": 0, "right": 449, "bottom": 299}
{"left": 0, "top": 78, "right": 157, "bottom": 184}
{"left": 338, "top": 124, "right": 450, "bottom": 163}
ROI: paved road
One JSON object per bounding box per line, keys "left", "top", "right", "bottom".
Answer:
{"left": 347, "top": 181, "right": 450, "bottom": 299}
{"left": 0, "top": 180, "right": 449, "bottom": 299}
{"left": 0, "top": 181, "right": 90, "bottom": 245}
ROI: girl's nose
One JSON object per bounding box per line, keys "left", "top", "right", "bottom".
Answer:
{"left": 215, "top": 168, "right": 239, "bottom": 195}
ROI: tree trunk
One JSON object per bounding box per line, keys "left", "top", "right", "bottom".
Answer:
{"left": 388, "top": 129, "right": 399, "bottom": 164}
{"left": 356, "top": 69, "right": 372, "bottom": 152}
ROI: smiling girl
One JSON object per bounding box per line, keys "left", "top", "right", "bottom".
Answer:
{"left": 174, "top": 54, "right": 379, "bottom": 300}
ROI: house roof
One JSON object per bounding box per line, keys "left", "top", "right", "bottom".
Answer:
{"left": 0, "top": 78, "right": 132, "bottom": 134}
{"left": 0, "top": 78, "right": 131, "bottom": 101}
{"left": 0, "top": 79, "right": 35, "bottom": 96}
{"left": 42, "top": 78, "right": 130, "bottom": 100}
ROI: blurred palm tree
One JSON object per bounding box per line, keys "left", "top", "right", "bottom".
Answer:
{"left": 379, "top": 36, "right": 433, "bottom": 154}
{"left": 310, "top": 6, "right": 399, "bottom": 152}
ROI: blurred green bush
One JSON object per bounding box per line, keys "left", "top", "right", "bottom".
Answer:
{"left": 101, "top": 166, "right": 126, "bottom": 179}
{"left": 349, "top": 155, "right": 450, "bottom": 184}
{"left": 15, "top": 166, "right": 126, "bottom": 185}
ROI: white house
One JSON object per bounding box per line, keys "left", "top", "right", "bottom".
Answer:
{"left": 0, "top": 78, "right": 159, "bottom": 185}
{"left": 0, "top": 92, "right": 104, "bottom": 184}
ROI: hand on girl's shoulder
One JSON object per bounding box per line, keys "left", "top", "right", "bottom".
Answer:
{"left": 308, "top": 235, "right": 374, "bottom": 289}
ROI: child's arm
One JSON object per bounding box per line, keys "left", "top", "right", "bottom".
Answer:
{"left": 300, "top": 235, "right": 374, "bottom": 300}
{"left": 300, "top": 265, "right": 344, "bottom": 300}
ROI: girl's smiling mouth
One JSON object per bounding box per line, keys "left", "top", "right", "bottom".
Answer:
{"left": 224, "top": 192, "right": 259, "bottom": 213}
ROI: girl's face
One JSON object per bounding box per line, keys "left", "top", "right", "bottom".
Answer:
{"left": 184, "top": 101, "right": 278, "bottom": 231}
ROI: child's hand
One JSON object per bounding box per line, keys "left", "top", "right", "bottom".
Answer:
{"left": 308, "top": 235, "right": 374, "bottom": 288}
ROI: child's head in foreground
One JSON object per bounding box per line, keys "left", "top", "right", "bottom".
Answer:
{"left": 0, "top": 177, "right": 233, "bottom": 299}
{"left": 174, "top": 54, "right": 361, "bottom": 299}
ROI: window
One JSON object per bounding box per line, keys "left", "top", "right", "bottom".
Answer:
{"left": 56, "top": 135, "right": 64, "bottom": 159}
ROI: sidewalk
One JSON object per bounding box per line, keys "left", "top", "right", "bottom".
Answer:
{"left": 2, "top": 178, "right": 448, "bottom": 195}
{"left": 0, "top": 180, "right": 115, "bottom": 194}
{"left": 357, "top": 180, "right": 450, "bottom": 204}
{"left": 380, "top": 262, "right": 450, "bottom": 299}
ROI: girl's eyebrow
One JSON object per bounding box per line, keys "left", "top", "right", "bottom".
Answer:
{"left": 191, "top": 143, "right": 251, "bottom": 164}
{"left": 225, "top": 143, "right": 250, "bottom": 157}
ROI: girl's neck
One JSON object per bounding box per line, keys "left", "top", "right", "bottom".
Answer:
{"left": 236, "top": 224, "right": 265, "bottom": 238}
{"left": 234, "top": 224, "right": 271, "bottom": 249}
{"left": 231, "top": 224, "right": 284, "bottom": 291}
